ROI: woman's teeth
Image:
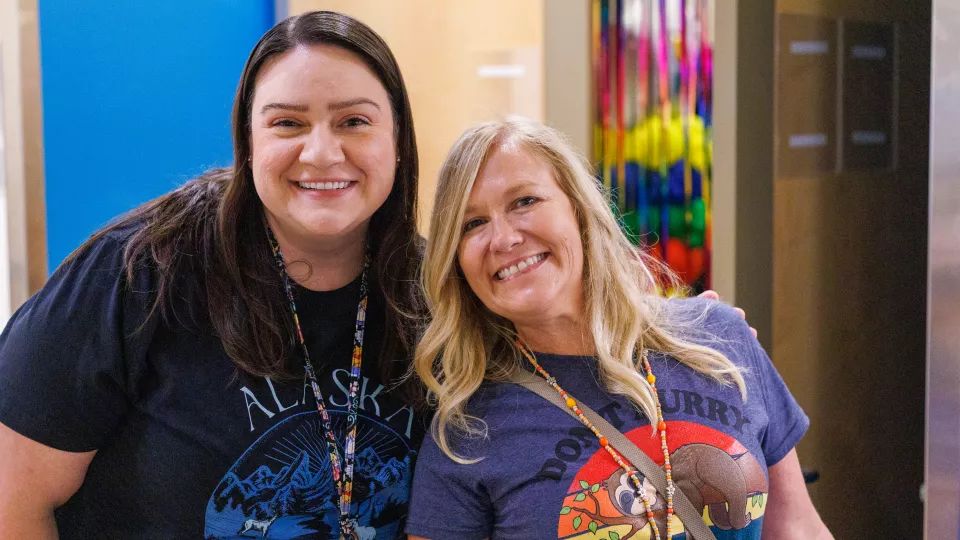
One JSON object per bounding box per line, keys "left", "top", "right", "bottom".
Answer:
{"left": 497, "top": 253, "right": 545, "bottom": 280}
{"left": 297, "top": 181, "right": 350, "bottom": 190}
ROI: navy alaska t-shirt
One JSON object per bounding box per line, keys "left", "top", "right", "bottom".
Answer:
{"left": 0, "top": 225, "right": 427, "bottom": 539}
{"left": 407, "top": 300, "right": 808, "bottom": 540}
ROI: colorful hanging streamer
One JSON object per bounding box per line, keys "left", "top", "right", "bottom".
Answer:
{"left": 592, "top": 0, "right": 713, "bottom": 292}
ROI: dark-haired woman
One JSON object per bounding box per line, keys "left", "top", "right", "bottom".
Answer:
{"left": 0, "top": 12, "right": 426, "bottom": 539}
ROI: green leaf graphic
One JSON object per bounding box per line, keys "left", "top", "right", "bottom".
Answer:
{"left": 610, "top": 532, "right": 621, "bottom": 540}
{"left": 560, "top": 506, "right": 571, "bottom": 515}
{"left": 589, "top": 521, "right": 598, "bottom": 534}
{"left": 573, "top": 516, "right": 583, "bottom": 529}
{"left": 592, "top": 483, "right": 601, "bottom": 493}
{"left": 580, "top": 480, "right": 590, "bottom": 489}
{"left": 575, "top": 492, "right": 587, "bottom": 502}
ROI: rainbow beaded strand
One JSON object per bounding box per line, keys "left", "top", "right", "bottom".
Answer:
{"left": 643, "top": 348, "right": 676, "bottom": 537}
{"left": 268, "top": 224, "right": 369, "bottom": 540}
{"left": 517, "top": 342, "right": 675, "bottom": 539}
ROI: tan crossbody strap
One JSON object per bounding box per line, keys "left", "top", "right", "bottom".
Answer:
{"left": 509, "top": 370, "right": 717, "bottom": 540}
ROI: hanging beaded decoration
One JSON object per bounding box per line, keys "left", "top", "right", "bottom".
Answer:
{"left": 269, "top": 225, "right": 369, "bottom": 539}
{"left": 517, "top": 341, "right": 677, "bottom": 539}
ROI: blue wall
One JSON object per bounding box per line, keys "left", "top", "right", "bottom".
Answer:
{"left": 39, "top": 1, "right": 274, "bottom": 269}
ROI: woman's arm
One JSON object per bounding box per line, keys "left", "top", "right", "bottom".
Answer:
{"left": 763, "top": 449, "right": 833, "bottom": 540}
{"left": 0, "top": 422, "right": 94, "bottom": 539}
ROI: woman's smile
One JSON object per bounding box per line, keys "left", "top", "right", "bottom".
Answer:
{"left": 493, "top": 252, "right": 549, "bottom": 282}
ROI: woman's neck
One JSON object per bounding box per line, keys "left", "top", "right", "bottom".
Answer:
{"left": 267, "top": 218, "right": 368, "bottom": 292}
{"left": 515, "top": 316, "right": 595, "bottom": 356}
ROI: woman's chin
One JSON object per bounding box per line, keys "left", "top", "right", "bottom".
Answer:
{"left": 292, "top": 216, "right": 368, "bottom": 241}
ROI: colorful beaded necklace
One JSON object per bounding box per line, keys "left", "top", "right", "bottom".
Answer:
{"left": 517, "top": 341, "right": 676, "bottom": 539}
{"left": 268, "top": 225, "right": 369, "bottom": 540}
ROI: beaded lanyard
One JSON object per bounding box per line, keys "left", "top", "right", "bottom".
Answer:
{"left": 267, "top": 225, "right": 368, "bottom": 539}
{"left": 517, "top": 342, "right": 676, "bottom": 539}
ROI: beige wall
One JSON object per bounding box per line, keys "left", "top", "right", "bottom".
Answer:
{"left": 709, "top": 1, "right": 776, "bottom": 346}
{"left": 289, "top": 1, "right": 544, "bottom": 231}
{"left": 18, "top": 0, "right": 46, "bottom": 293}
{"left": 709, "top": 6, "right": 738, "bottom": 307}
{"left": 543, "top": 0, "right": 590, "bottom": 157}
{"left": 1, "top": 0, "right": 26, "bottom": 310}
{"left": 1, "top": 0, "right": 46, "bottom": 311}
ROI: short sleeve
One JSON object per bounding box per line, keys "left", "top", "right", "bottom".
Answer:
{"left": 0, "top": 232, "right": 153, "bottom": 452}
{"left": 682, "top": 298, "right": 810, "bottom": 466}
{"left": 406, "top": 432, "right": 493, "bottom": 540}
{"left": 750, "top": 339, "right": 810, "bottom": 466}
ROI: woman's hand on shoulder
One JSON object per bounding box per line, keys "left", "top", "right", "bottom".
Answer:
{"left": 0, "top": 421, "right": 95, "bottom": 539}
{"left": 697, "top": 290, "right": 758, "bottom": 338}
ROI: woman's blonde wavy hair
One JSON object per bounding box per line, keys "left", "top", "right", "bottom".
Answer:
{"left": 415, "top": 117, "right": 747, "bottom": 462}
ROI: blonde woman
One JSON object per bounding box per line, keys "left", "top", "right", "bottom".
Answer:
{"left": 405, "top": 118, "right": 831, "bottom": 540}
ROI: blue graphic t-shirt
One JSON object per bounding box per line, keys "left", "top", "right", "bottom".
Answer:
{"left": 0, "top": 226, "right": 427, "bottom": 539}
{"left": 407, "top": 300, "right": 808, "bottom": 540}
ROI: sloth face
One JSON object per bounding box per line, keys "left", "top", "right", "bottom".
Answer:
{"left": 611, "top": 470, "right": 660, "bottom": 516}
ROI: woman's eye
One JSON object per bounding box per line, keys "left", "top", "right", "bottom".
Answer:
{"left": 343, "top": 116, "right": 371, "bottom": 128}
{"left": 463, "top": 219, "right": 484, "bottom": 233}
{"left": 515, "top": 196, "right": 538, "bottom": 208}
{"left": 271, "top": 119, "right": 301, "bottom": 128}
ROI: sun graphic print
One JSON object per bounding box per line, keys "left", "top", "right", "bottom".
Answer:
{"left": 556, "top": 422, "right": 768, "bottom": 540}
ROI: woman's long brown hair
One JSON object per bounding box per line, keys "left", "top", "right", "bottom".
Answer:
{"left": 65, "top": 11, "right": 426, "bottom": 408}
